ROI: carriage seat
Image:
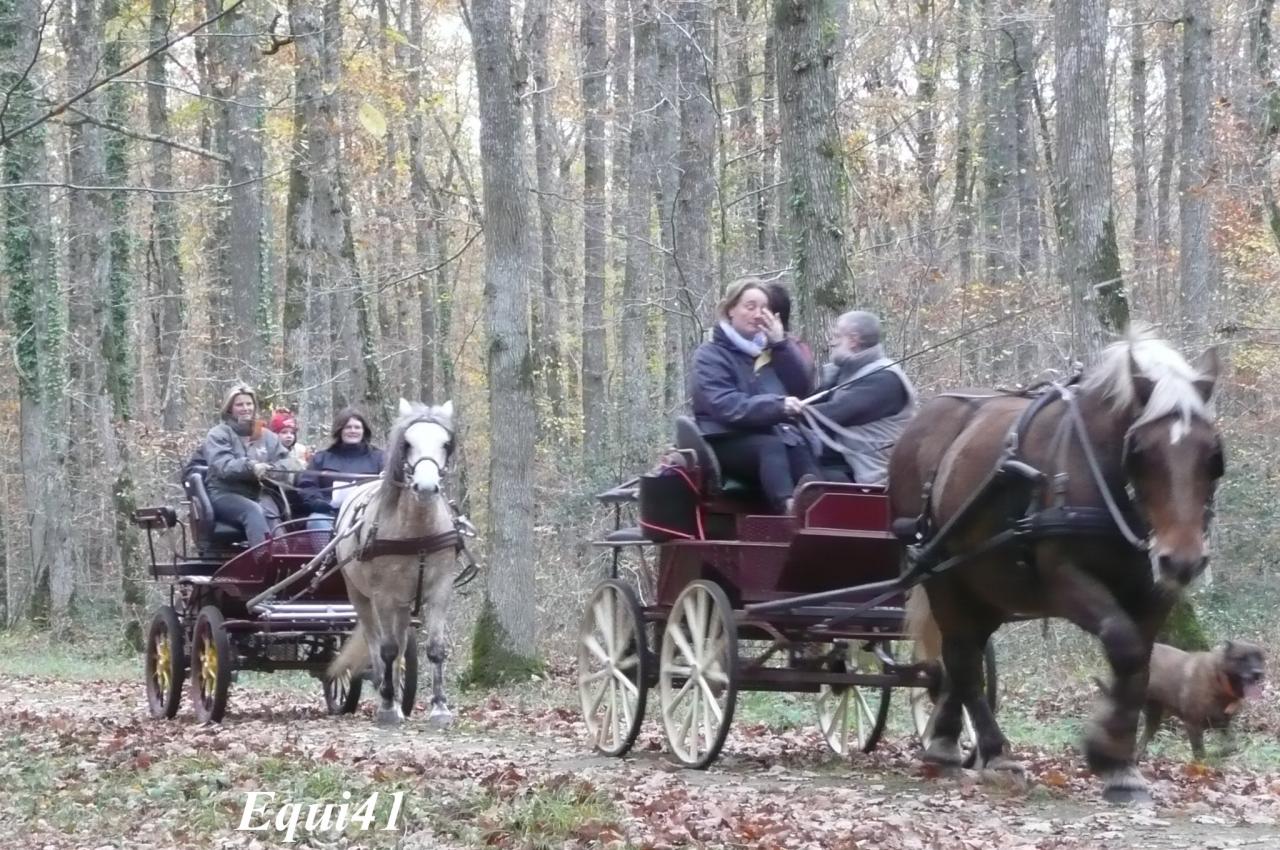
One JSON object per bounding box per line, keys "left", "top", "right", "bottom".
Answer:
{"left": 183, "top": 465, "right": 246, "bottom": 551}
{"left": 673, "top": 416, "right": 752, "bottom": 499}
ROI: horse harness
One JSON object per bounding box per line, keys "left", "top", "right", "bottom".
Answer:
{"left": 900, "top": 377, "right": 1163, "bottom": 586}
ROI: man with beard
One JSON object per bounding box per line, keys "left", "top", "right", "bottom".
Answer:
{"left": 806, "top": 311, "right": 916, "bottom": 485}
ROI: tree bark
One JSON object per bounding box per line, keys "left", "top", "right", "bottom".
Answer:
{"left": 656, "top": 3, "right": 685, "bottom": 407}
{"left": 525, "top": 0, "right": 565, "bottom": 422}
{"left": 619, "top": 0, "right": 658, "bottom": 464}
{"left": 774, "top": 0, "right": 848, "bottom": 339}
{"left": 1056, "top": 0, "right": 1128, "bottom": 359}
{"left": 148, "top": 0, "right": 185, "bottom": 430}
{"left": 469, "top": 0, "right": 539, "bottom": 669}
{"left": 1155, "top": 29, "right": 1178, "bottom": 320}
{"left": 610, "top": 0, "right": 632, "bottom": 285}
{"left": 953, "top": 0, "right": 975, "bottom": 286}
{"left": 675, "top": 0, "right": 716, "bottom": 353}
{"left": 581, "top": 0, "right": 610, "bottom": 462}
{"left": 1130, "top": 1, "right": 1155, "bottom": 306}
{"left": 734, "top": 0, "right": 764, "bottom": 263}
{"left": 1178, "top": 0, "right": 1215, "bottom": 335}
{"left": 978, "top": 0, "right": 1019, "bottom": 290}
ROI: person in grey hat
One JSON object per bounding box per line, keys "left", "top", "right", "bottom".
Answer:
{"left": 202, "top": 382, "right": 289, "bottom": 543}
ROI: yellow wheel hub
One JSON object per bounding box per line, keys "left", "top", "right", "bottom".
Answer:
{"left": 200, "top": 640, "right": 218, "bottom": 694}
{"left": 154, "top": 635, "right": 171, "bottom": 692}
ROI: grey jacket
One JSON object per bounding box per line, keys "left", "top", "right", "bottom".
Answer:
{"left": 203, "top": 421, "right": 288, "bottom": 500}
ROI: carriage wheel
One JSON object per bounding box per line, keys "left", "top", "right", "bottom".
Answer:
{"left": 323, "top": 666, "right": 363, "bottom": 715}
{"left": 577, "top": 579, "right": 650, "bottom": 757}
{"left": 145, "top": 606, "right": 185, "bottom": 719}
{"left": 909, "top": 643, "right": 998, "bottom": 762}
{"left": 659, "top": 580, "right": 738, "bottom": 769}
{"left": 815, "top": 640, "right": 893, "bottom": 756}
{"left": 190, "top": 606, "right": 232, "bottom": 724}
{"left": 398, "top": 630, "right": 419, "bottom": 717}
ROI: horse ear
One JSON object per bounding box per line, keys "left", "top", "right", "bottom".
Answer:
{"left": 1193, "top": 347, "right": 1220, "bottom": 403}
{"left": 438, "top": 400, "right": 454, "bottom": 423}
{"left": 398, "top": 398, "right": 413, "bottom": 417}
{"left": 1128, "top": 350, "right": 1155, "bottom": 406}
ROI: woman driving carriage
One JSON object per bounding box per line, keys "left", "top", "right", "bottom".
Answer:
{"left": 690, "top": 278, "right": 820, "bottom": 514}
{"left": 204, "top": 383, "right": 289, "bottom": 544}
{"left": 299, "top": 407, "right": 386, "bottom": 530}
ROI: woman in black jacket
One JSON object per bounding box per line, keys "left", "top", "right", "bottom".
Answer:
{"left": 300, "top": 407, "right": 386, "bottom": 530}
{"left": 689, "top": 278, "right": 819, "bottom": 513}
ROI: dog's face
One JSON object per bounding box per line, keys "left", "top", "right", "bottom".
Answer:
{"left": 1221, "top": 640, "right": 1266, "bottom": 700}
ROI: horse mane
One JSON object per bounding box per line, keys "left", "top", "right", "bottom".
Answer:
{"left": 1081, "top": 325, "right": 1211, "bottom": 428}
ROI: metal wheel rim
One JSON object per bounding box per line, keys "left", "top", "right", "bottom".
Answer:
{"left": 327, "top": 670, "right": 351, "bottom": 705}
{"left": 659, "top": 583, "right": 734, "bottom": 766}
{"left": 151, "top": 633, "right": 172, "bottom": 697}
{"left": 816, "top": 644, "right": 883, "bottom": 756}
{"left": 578, "top": 583, "right": 645, "bottom": 755}
{"left": 909, "top": 687, "right": 978, "bottom": 751}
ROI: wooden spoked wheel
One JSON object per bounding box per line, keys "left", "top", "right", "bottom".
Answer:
{"left": 323, "top": 647, "right": 363, "bottom": 715}
{"left": 658, "top": 580, "right": 738, "bottom": 769}
{"left": 189, "top": 606, "right": 232, "bottom": 724}
{"left": 815, "top": 640, "right": 892, "bottom": 756}
{"left": 577, "top": 579, "right": 649, "bottom": 756}
{"left": 398, "top": 629, "right": 419, "bottom": 717}
{"left": 909, "top": 643, "right": 998, "bottom": 763}
{"left": 145, "top": 606, "right": 185, "bottom": 719}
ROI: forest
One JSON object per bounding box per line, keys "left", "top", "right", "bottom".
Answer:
{"left": 1, "top": 0, "right": 1278, "bottom": 674}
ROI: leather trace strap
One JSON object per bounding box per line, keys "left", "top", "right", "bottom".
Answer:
{"left": 358, "top": 528, "right": 462, "bottom": 560}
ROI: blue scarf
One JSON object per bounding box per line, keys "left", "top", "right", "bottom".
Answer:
{"left": 719, "top": 320, "right": 767, "bottom": 358}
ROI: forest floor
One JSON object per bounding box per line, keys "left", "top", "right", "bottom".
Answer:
{"left": 1, "top": 634, "right": 1279, "bottom": 850}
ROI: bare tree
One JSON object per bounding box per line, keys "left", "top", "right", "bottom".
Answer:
{"left": 1056, "top": 0, "right": 1128, "bottom": 358}
{"left": 774, "top": 0, "right": 848, "bottom": 338}
{"left": 469, "top": 0, "right": 539, "bottom": 674}
{"left": 582, "top": 0, "right": 610, "bottom": 461}
{"left": 1178, "top": 0, "right": 1215, "bottom": 335}
{"left": 674, "top": 0, "right": 716, "bottom": 351}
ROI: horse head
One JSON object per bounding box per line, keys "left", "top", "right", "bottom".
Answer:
{"left": 390, "top": 398, "right": 455, "bottom": 503}
{"left": 1116, "top": 344, "right": 1224, "bottom": 589}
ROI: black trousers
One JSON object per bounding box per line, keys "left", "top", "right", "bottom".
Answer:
{"left": 708, "top": 432, "right": 819, "bottom": 512}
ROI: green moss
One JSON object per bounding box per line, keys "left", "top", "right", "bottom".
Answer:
{"left": 1157, "top": 596, "right": 1210, "bottom": 651}
{"left": 462, "top": 595, "right": 543, "bottom": 689}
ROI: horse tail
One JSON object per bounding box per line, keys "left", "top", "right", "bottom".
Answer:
{"left": 906, "top": 588, "right": 942, "bottom": 663}
{"left": 328, "top": 622, "right": 370, "bottom": 680}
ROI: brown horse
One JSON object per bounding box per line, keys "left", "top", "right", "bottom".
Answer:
{"left": 891, "top": 333, "right": 1223, "bottom": 802}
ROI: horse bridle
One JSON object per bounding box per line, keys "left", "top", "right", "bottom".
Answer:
{"left": 397, "top": 415, "right": 455, "bottom": 487}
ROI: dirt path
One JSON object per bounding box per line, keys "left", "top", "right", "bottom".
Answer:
{"left": 1, "top": 676, "right": 1278, "bottom": 849}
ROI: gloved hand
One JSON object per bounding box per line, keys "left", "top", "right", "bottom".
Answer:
{"left": 252, "top": 462, "right": 272, "bottom": 479}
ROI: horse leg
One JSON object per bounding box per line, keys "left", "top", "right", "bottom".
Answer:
{"left": 945, "top": 632, "right": 1021, "bottom": 782}
{"left": 422, "top": 564, "right": 456, "bottom": 728}
{"left": 370, "top": 594, "right": 403, "bottom": 727}
{"left": 1054, "top": 570, "right": 1159, "bottom": 802}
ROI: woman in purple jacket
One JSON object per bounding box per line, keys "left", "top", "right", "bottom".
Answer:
{"left": 690, "top": 278, "right": 819, "bottom": 513}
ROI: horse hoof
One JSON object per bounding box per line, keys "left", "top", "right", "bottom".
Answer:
{"left": 922, "top": 739, "right": 964, "bottom": 769}
{"left": 1102, "top": 767, "right": 1151, "bottom": 805}
{"left": 428, "top": 707, "right": 454, "bottom": 729}
{"left": 375, "top": 707, "right": 403, "bottom": 727}
{"left": 980, "top": 756, "right": 1027, "bottom": 790}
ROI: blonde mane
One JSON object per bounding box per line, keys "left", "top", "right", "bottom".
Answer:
{"left": 1081, "top": 328, "right": 1212, "bottom": 429}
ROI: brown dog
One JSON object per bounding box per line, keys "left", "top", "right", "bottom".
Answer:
{"left": 1136, "top": 640, "right": 1266, "bottom": 761}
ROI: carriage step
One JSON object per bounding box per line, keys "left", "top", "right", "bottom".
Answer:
{"left": 251, "top": 602, "right": 358, "bottom": 621}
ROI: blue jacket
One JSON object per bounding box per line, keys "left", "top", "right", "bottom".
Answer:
{"left": 299, "top": 442, "right": 386, "bottom": 514}
{"left": 690, "top": 325, "right": 813, "bottom": 439}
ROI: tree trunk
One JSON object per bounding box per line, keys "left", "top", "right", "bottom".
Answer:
{"left": 734, "top": 0, "right": 764, "bottom": 264}
{"left": 774, "top": 0, "right": 848, "bottom": 340}
{"left": 618, "top": 0, "right": 659, "bottom": 465}
{"left": 148, "top": 0, "right": 185, "bottom": 430}
{"left": 978, "top": 0, "right": 1019, "bottom": 292}
{"left": 1056, "top": 0, "right": 1128, "bottom": 359}
{"left": 1155, "top": 30, "right": 1178, "bottom": 320}
{"left": 1130, "top": 1, "right": 1155, "bottom": 306}
{"left": 656, "top": 4, "right": 685, "bottom": 407}
{"left": 762, "top": 28, "right": 780, "bottom": 267}
{"left": 2, "top": 0, "right": 72, "bottom": 626}
{"left": 468, "top": 0, "right": 539, "bottom": 677}
{"left": 525, "top": 0, "right": 565, "bottom": 422}
{"left": 1179, "top": 0, "right": 1215, "bottom": 335}
{"left": 581, "top": 0, "right": 610, "bottom": 462}
{"left": 912, "top": 0, "right": 940, "bottom": 267}
{"left": 953, "top": 0, "right": 975, "bottom": 286}
{"left": 1012, "top": 2, "right": 1039, "bottom": 281}
{"left": 611, "top": 0, "right": 632, "bottom": 286}
{"left": 675, "top": 0, "right": 716, "bottom": 353}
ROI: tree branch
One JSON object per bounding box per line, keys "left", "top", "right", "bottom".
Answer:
{"left": 0, "top": 166, "right": 291, "bottom": 195}
{"left": 60, "top": 104, "right": 230, "bottom": 163}
{"left": 0, "top": 0, "right": 247, "bottom": 148}
{"left": 0, "top": 0, "right": 55, "bottom": 137}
